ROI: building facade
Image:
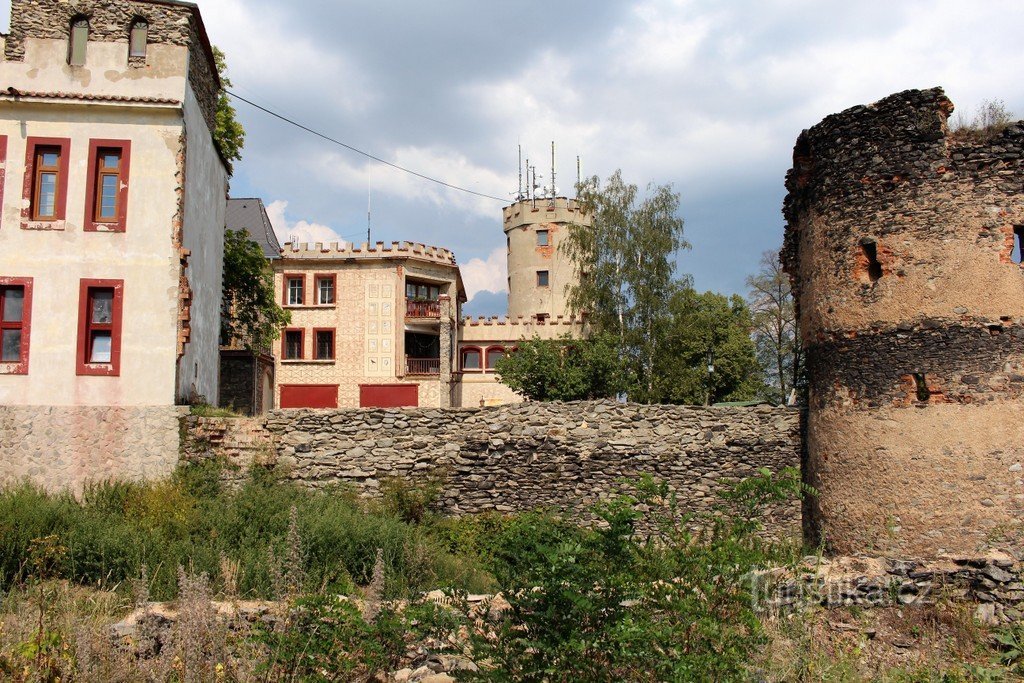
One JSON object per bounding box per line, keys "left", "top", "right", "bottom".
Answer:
{"left": 273, "top": 241, "right": 465, "bottom": 409}
{"left": 0, "top": 0, "right": 227, "bottom": 490}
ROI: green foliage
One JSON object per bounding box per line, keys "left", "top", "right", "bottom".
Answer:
{"left": 377, "top": 470, "right": 446, "bottom": 524}
{"left": 0, "top": 466, "right": 493, "bottom": 601}
{"left": 494, "top": 332, "right": 626, "bottom": 401}
{"left": 211, "top": 46, "right": 245, "bottom": 173}
{"left": 746, "top": 249, "right": 802, "bottom": 404}
{"left": 466, "top": 471, "right": 804, "bottom": 682}
{"left": 222, "top": 228, "right": 290, "bottom": 352}
{"left": 649, "top": 287, "right": 763, "bottom": 405}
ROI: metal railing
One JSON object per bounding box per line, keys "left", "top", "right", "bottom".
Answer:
{"left": 406, "top": 300, "right": 441, "bottom": 318}
{"left": 406, "top": 357, "right": 440, "bottom": 375}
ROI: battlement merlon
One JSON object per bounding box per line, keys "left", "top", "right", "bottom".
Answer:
{"left": 503, "top": 197, "right": 591, "bottom": 233}
{"left": 281, "top": 240, "right": 458, "bottom": 266}
{"left": 459, "top": 315, "right": 587, "bottom": 342}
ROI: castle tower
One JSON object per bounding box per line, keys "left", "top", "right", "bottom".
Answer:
{"left": 782, "top": 88, "right": 1024, "bottom": 557}
{"left": 503, "top": 197, "right": 589, "bottom": 320}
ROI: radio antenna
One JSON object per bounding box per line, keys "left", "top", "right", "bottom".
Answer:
{"left": 549, "top": 141, "right": 556, "bottom": 201}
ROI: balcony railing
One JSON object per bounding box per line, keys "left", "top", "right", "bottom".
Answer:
{"left": 406, "top": 299, "right": 441, "bottom": 318}
{"left": 406, "top": 357, "right": 440, "bottom": 375}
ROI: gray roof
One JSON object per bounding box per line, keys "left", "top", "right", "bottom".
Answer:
{"left": 226, "top": 198, "right": 281, "bottom": 260}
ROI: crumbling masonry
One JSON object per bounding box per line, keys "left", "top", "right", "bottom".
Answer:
{"left": 783, "top": 87, "right": 1024, "bottom": 557}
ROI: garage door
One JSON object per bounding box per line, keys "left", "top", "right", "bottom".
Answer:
{"left": 279, "top": 384, "right": 338, "bottom": 409}
{"left": 359, "top": 383, "right": 418, "bottom": 408}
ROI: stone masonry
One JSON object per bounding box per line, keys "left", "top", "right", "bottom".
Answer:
{"left": 183, "top": 401, "right": 802, "bottom": 539}
{"left": 783, "top": 87, "right": 1024, "bottom": 557}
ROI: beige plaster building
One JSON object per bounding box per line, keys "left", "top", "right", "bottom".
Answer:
{"left": 0, "top": 0, "right": 227, "bottom": 490}
{"left": 273, "top": 241, "right": 465, "bottom": 409}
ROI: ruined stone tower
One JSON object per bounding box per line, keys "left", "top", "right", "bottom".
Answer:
{"left": 503, "top": 198, "right": 589, "bottom": 320}
{"left": 783, "top": 88, "right": 1024, "bottom": 557}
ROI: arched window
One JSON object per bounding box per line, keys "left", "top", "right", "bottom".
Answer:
{"left": 68, "top": 16, "right": 89, "bottom": 66}
{"left": 461, "top": 347, "right": 482, "bottom": 372}
{"left": 485, "top": 346, "right": 507, "bottom": 371}
{"left": 129, "top": 18, "right": 148, "bottom": 59}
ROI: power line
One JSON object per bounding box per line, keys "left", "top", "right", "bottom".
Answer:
{"left": 225, "top": 89, "right": 508, "bottom": 204}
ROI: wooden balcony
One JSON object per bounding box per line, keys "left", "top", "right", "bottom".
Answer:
{"left": 406, "top": 299, "right": 440, "bottom": 318}
{"left": 406, "top": 357, "right": 440, "bottom": 375}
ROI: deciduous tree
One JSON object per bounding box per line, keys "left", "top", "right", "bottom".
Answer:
{"left": 221, "top": 229, "right": 290, "bottom": 352}
{"left": 212, "top": 46, "right": 245, "bottom": 174}
{"left": 745, "top": 251, "right": 801, "bottom": 404}
{"left": 494, "top": 333, "right": 625, "bottom": 402}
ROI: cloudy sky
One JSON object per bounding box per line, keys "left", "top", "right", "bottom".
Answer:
{"left": 5, "top": 0, "right": 1022, "bottom": 315}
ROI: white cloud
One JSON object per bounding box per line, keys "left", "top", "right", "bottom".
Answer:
{"left": 459, "top": 247, "right": 508, "bottom": 300}
{"left": 265, "top": 200, "right": 345, "bottom": 247}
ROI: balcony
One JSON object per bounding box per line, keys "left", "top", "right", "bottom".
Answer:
{"left": 406, "top": 357, "right": 440, "bottom": 375}
{"left": 406, "top": 299, "right": 440, "bottom": 318}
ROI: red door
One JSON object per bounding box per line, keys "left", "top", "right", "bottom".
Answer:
{"left": 279, "top": 384, "right": 338, "bottom": 409}
{"left": 359, "top": 384, "right": 418, "bottom": 408}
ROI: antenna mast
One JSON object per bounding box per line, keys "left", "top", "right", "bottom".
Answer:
{"left": 576, "top": 155, "right": 581, "bottom": 199}
{"left": 366, "top": 160, "right": 372, "bottom": 244}
{"left": 517, "top": 145, "right": 524, "bottom": 201}
{"left": 550, "top": 141, "right": 556, "bottom": 201}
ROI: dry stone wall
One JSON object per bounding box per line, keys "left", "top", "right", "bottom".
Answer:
{"left": 183, "top": 401, "right": 802, "bottom": 539}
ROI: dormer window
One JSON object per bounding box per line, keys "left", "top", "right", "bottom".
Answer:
{"left": 129, "top": 19, "right": 148, "bottom": 59}
{"left": 69, "top": 16, "right": 89, "bottom": 66}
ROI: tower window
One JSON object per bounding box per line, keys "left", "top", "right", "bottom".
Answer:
{"left": 913, "top": 373, "right": 929, "bottom": 402}
{"left": 1013, "top": 226, "right": 1024, "bottom": 265}
{"left": 536, "top": 229, "right": 549, "bottom": 246}
{"left": 129, "top": 19, "right": 148, "bottom": 59}
{"left": 861, "top": 240, "right": 882, "bottom": 282}
{"left": 69, "top": 16, "right": 89, "bottom": 66}
{"left": 537, "top": 270, "right": 549, "bottom": 287}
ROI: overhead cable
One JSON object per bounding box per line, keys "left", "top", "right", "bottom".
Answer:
{"left": 225, "top": 89, "right": 507, "bottom": 203}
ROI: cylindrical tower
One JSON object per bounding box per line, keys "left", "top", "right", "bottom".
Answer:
{"left": 783, "top": 87, "right": 1024, "bottom": 557}
{"left": 504, "top": 197, "right": 590, "bottom": 320}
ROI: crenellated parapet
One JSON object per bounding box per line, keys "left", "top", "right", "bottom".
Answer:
{"left": 281, "top": 240, "right": 458, "bottom": 266}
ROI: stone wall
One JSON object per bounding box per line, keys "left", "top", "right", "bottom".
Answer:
{"left": 0, "top": 405, "right": 184, "bottom": 492}
{"left": 782, "top": 87, "right": 1024, "bottom": 557}
{"left": 183, "top": 401, "right": 802, "bottom": 538}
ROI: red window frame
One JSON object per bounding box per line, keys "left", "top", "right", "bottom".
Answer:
{"left": 461, "top": 346, "right": 482, "bottom": 372}
{"left": 0, "top": 276, "right": 33, "bottom": 374}
{"left": 282, "top": 327, "right": 304, "bottom": 360}
{"left": 484, "top": 345, "right": 507, "bottom": 371}
{"left": 76, "top": 279, "right": 124, "bottom": 376}
{"left": 314, "top": 274, "right": 336, "bottom": 305}
{"left": 283, "top": 273, "right": 305, "bottom": 306}
{"left": 22, "top": 137, "right": 71, "bottom": 226}
{"left": 313, "top": 327, "right": 335, "bottom": 360}
{"left": 84, "top": 139, "right": 131, "bottom": 232}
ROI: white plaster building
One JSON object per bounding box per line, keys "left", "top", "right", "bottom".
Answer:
{"left": 0, "top": 0, "right": 227, "bottom": 490}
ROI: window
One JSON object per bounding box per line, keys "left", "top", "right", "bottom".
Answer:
{"left": 536, "top": 229, "right": 549, "bottom": 246}
{"left": 85, "top": 140, "right": 131, "bottom": 231}
{"left": 77, "top": 279, "right": 123, "bottom": 376}
{"left": 314, "top": 329, "right": 335, "bottom": 360}
{"left": 461, "top": 347, "right": 481, "bottom": 371}
{"left": 536, "top": 313, "right": 550, "bottom": 324}
{"left": 283, "top": 329, "right": 304, "bottom": 360}
{"left": 284, "top": 275, "right": 304, "bottom": 306}
{"left": 485, "top": 346, "right": 507, "bottom": 370}
{"left": 69, "top": 16, "right": 89, "bottom": 66}
{"left": 0, "top": 277, "right": 32, "bottom": 374}
{"left": 536, "top": 270, "right": 549, "bottom": 287}
{"left": 1013, "top": 226, "right": 1024, "bottom": 265}
{"left": 860, "top": 240, "right": 882, "bottom": 283}
{"left": 23, "top": 137, "right": 70, "bottom": 225}
{"left": 315, "top": 275, "right": 335, "bottom": 305}
{"left": 405, "top": 282, "right": 440, "bottom": 300}
{"left": 129, "top": 18, "right": 148, "bottom": 59}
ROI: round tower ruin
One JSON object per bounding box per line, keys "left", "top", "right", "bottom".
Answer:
{"left": 783, "top": 87, "right": 1024, "bottom": 557}
{"left": 503, "top": 197, "right": 589, "bottom": 320}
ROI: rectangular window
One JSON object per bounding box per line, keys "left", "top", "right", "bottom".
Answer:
{"left": 283, "top": 329, "right": 304, "bottom": 360}
{"left": 537, "top": 270, "right": 550, "bottom": 287}
{"left": 316, "top": 275, "right": 335, "bottom": 305}
{"left": 0, "top": 277, "right": 32, "bottom": 374}
{"left": 77, "top": 279, "right": 123, "bottom": 376}
{"left": 406, "top": 282, "right": 440, "bottom": 301}
{"left": 461, "top": 347, "right": 481, "bottom": 371}
{"left": 85, "top": 140, "right": 131, "bottom": 231}
{"left": 314, "top": 329, "right": 335, "bottom": 360}
{"left": 284, "top": 275, "right": 304, "bottom": 306}
{"left": 536, "top": 229, "right": 549, "bottom": 246}
{"left": 22, "top": 137, "right": 70, "bottom": 226}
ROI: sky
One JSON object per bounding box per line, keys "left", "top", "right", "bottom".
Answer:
{"left": 4, "top": 0, "right": 1022, "bottom": 316}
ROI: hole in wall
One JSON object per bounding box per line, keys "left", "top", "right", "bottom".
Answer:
{"left": 913, "top": 373, "right": 930, "bottom": 402}
{"left": 1013, "top": 225, "right": 1024, "bottom": 265}
{"left": 861, "top": 239, "right": 883, "bottom": 282}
